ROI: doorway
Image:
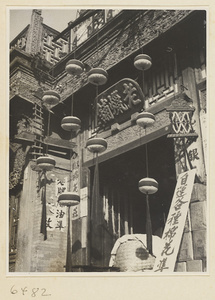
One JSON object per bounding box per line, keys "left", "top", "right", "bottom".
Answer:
{"left": 98, "top": 135, "right": 176, "bottom": 266}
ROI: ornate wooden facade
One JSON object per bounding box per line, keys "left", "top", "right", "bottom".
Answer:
{"left": 9, "top": 9, "right": 207, "bottom": 272}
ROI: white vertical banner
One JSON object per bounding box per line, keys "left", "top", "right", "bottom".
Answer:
{"left": 46, "top": 202, "right": 67, "bottom": 232}
{"left": 45, "top": 176, "right": 68, "bottom": 232}
{"left": 80, "top": 187, "right": 88, "bottom": 248}
{"left": 153, "top": 169, "right": 196, "bottom": 272}
{"left": 200, "top": 109, "right": 207, "bottom": 173}
{"left": 80, "top": 187, "right": 88, "bottom": 218}
{"left": 81, "top": 217, "right": 88, "bottom": 248}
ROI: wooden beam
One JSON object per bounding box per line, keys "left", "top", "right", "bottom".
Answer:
{"left": 44, "top": 137, "right": 76, "bottom": 150}
{"left": 83, "top": 125, "right": 171, "bottom": 168}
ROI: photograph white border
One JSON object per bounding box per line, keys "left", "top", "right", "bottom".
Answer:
{"left": 2, "top": 1, "right": 215, "bottom": 299}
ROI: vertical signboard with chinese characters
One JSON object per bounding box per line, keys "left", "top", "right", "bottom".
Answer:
{"left": 46, "top": 177, "right": 68, "bottom": 232}
{"left": 186, "top": 137, "right": 205, "bottom": 183}
{"left": 153, "top": 169, "right": 196, "bottom": 272}
{"left": 71, "top": 152, "right": 80, "bottom": 220}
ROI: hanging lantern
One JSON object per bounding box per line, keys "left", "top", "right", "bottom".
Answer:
{"left": 61, "top": 116, "right": 81, "bottom": 131}
{"left": 134, "top": 54, "right": 152, "bottom": 71}
{"left": 58, "top": 192, "right": 80, "bottom": 207}
{"left": 136, "top": 112, "right": 155, "bottom": 128}
{"left": 42, "top": 90, "right": 60, "bottom": 107}
{"left": 138, "top": 177, "right": 158, "bottom": 194}
{"left": 65, "top": 59, "right": 84, "bottom": 76}
{"left": 88, "top": 68, "right": 108, "bottom": 86}
{"left": 86, "top": 137, "right": 107, "bottom": 153}
{"left": 36, "top": 155, "right": 56, "bottom": 171}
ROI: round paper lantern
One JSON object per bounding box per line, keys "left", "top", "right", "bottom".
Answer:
{"left": 86, "top": 137, "right": 107, "bottom": 153}
{"left": 58, "top": 192, "right": 80, "bottom": 207}
{"left": 136, "top": 112, "right": 155, "bottom": 128}
{"left": 65, "top": 59, "right": 84, "bottom": 76}
{"left": 138, "top": 177, "right": 158, "bottom": 194}
{"left": 36, "top": 156, "right": 56, "bottom": 171}
{"left": 88, "top": 68, "right": 108, "bottom": 86}
{"left": 61, "top": 116, "right": 81, "bottom": 131}
{"left": 134, "top": 54, "right": 152, "bottom": 71}
{"left": 42, "top": 90, "right": 60, "bottom": 107}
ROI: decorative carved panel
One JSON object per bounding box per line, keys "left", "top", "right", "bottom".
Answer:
{"left": 56, "top": 10, "right": 192, "bottom": 103}
{"left": 94, "top": 78, "right": 144, "bottom": 131}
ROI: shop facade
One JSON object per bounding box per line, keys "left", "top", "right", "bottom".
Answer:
{"left": 9, "top": 9, "right": 207, "bottom": 272}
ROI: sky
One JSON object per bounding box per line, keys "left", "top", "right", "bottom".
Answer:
{"left": 9, "top": 8, "right": 78, "bottom": 42}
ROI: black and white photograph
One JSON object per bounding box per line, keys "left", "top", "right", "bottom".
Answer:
{"left": 8, "top": 7, "right": 208, "bottom": 276}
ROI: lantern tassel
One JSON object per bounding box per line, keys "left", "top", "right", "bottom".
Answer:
{"left": 46, "top": 111, "right": 51, "bottom": 155}
{"left": 145, "top": 140, "right": 149, "bottom": 177}
{"left": 95, "top": 85, "right": 98, "bottom": 136}
{"left": 40, "top": 171, "right": 47, "bottom": 240}
{"left": 66, "top": 206, "right": 72, "bottom": 272}
{"left": 90, "top": 153, "right": 103, "bottom": 265}
{"left": 146, "top": 193, "right": 153, "bottom": 255}
{"left": 91, "top": 153, "right": 102, "bottom": 222}
{"left": 71, "top": 94, "right": 74, "bottom": 116}
{"left": 142, "top": 71, "right": 145, "bottom": 98}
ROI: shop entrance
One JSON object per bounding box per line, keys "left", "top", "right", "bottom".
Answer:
{"left": 98, "top": 135, "right": 176, "bottom": 266}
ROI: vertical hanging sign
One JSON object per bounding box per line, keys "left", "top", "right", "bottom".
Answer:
{"left": 71, "top": 153, "right": 80, "bottom": 220}
{"left": 45, "top": 177, "right": 68, "bottom": 233}
{"left": 153, "top": 169, "right": 196, "bottom": 272}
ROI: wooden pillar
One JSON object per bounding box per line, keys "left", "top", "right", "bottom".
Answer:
{"left": 15, "top": 163, "right": 36, "bottom": 272}
{"left": 9, "top": 195, "right": 16, "bottom": 252}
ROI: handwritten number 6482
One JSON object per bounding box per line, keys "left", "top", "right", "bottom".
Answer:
{"left": 10, "top": 286, "right": 51, "bottom": 297}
